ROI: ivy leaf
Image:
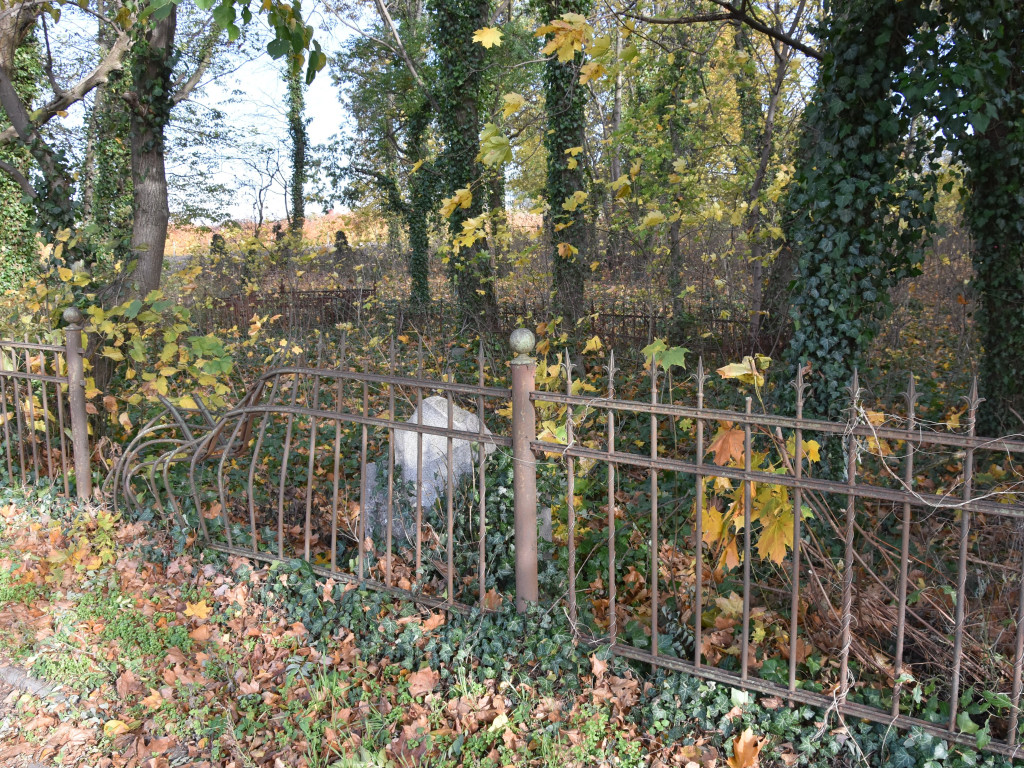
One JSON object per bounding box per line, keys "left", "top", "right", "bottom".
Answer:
{"left": 472, "top": 27, "right": 503, "bottom": 48}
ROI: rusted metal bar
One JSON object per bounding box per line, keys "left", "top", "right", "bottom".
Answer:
{"left": 650, "top": 360, "right": 660, "bottom": 658}
{"left": 331, "top": 378, "right": 343, "bottom": 573}
{"left": 478, "top": 341, "right": 488, "bottom": 612}
{"left": 358, "top": 379, "right": 369, "bottom": 582}
{"left": 789, "top": 367, "right": 807, "bottom": 696}
{"left": 386, "top": 341, "right": 396, "bottom": 586}
{"left": 304, "top": 373, "right": 322, "bottom": 562}
{"left": 37, "top": 346, "right": 54, "bottom": 482}
{"left": 0, "top": 362, "right": 13, "bottom": 482}
{"left": 416, "top": 339, "right": 424, "bottom": 584}
{"left": 53, "top": 347, "right": 70, "bottom": 496}
{"left": 607, "top": 349, "right": 617, "bottom": 644}
{"left": 510, "top": 329, "right": 538, "bottom": 612}
{"left": 565, "top": 350, "right": 577, "bottom": 624}
{"left": 22, "top": 339, "right": 40, "bottom": 485}
{"left": 533, "top": 391, "right": 1024, "bottom": 454}
{"left": 63, "top": 308, "right": 91, "bottom": 500}
{"left": 741, "top": 397, "right": 752, "bottom": 681}
{"left": 278, "top": 375, "right": 300, "bottom": 558}
{"left": 219, "top": 403, "right": 512, "bottom": 449}
{"left": 1010, "top": 545, "right": 1024, "bottom": 745}
{"left": 446, "top": 391, "right": 455, "bottom": 602}
{"left": 892, "top": 374, "right": 917, "bottom": 716}
{"left": 527, "top": 440, "right": 1023, "bottom": 519}
{"left": 839, "top": 371, "right": 859, "bottom": 701}
{"left": 0, "top": 341, "right": 64, "bottom": 352}
{"left": 949, "top": 377, "right": 978, "bottom": 732}
{"left": 694, "top": 359, "right": 706, "bottom": 669}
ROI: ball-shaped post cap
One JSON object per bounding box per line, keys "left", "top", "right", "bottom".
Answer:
{"left": 510, "top": 328, "right": 536, "bottom": 359}
{"left": 62, "top": 306, "right": 84, "bottom": 326}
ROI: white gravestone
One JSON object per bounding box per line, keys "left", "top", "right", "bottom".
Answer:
{"left": 363, "top": 396, "right": 496, "bottom": 544}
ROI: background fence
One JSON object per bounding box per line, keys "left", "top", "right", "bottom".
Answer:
{"left": 188, "top": 290, "right": 772, "bottom": 360}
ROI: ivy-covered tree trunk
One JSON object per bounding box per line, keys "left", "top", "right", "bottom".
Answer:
{"left": 126, "top": 10, "right": 177, "bottom": 296}
{"left": 0, "top": 34, "right": 40, "bottom": 290}
{"left": 542, "top": 0, "right": 590, "bottom": 319}
{"left": 949, "top": 0, "right": 1024, "bottom": 435}
{"left": 86, "top": 51, "right": 134, "bottom": 264}
{"left": 287, "top": 61, "right": 307, "bottom": 235}
{"left": 407, "top": 105, "right": 432, "bottom": 307}
{"left": 429, "top": 0, "right": 496, "bottom": 326}
{"left": 783, "top": 0, "right": 937, "bottom": 420}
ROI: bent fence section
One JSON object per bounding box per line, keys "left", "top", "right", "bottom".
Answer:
{"left": 0, "top": 308, "right": 91, "bottom": 499}
{"left": 106, "top": 331, "right": 1024, "bottom": 757}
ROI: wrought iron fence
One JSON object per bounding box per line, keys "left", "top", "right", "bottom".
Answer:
{"left": 190, "top": 287, "right": 376, "bottom": 334}
{"left": 0, "top": 308, "right": 92, "bottom": 499}
{"left": 113, "top": 329, "right": 1024, "bottom": 757}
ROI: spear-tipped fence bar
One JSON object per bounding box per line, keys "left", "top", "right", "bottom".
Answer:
{"left": 108, "top": 329, "right": 1024, "bottom": 757}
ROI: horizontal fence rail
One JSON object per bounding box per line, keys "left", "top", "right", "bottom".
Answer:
{"left": 0, "top": 308, "right": 91, "bottom": 499}
{"left": 113, "top": 328, "right": 1024, "bottom": 758}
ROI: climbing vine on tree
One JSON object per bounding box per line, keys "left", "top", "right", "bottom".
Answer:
{"left": 538, "top": 3, "right": 592, "bottom": 318}
{"left": 783, "top": 0, "right": 939, "bottom": 421}
{"left": 429, "top": 0, "right": 496, "bottom": 325}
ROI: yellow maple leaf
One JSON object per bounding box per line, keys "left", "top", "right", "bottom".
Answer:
{"left": 583, "top": 335, "right": 602, "bottom": 354}
{"left": 708, "top": 424, "right": 745, "bottom": 466}
{"left": 579, "top": 61, "right": 606, "bottom": 84}
{"left": 103, "top": 719, "right": 132, "bottom": 737}
{"left": 184, "top": 600, "right": 213, "bottom": 620}
{"left": 473, "top": 26, "right": 503, "bottom": 48}
{"left": 640, "top": 210, "right": 666, "bottom": 228}
{"left": 803, "top": 439, "right": 821, "bottom": 462}
{"left": 502, "top": 92, "right": 526, "bottom": 118}
{"left": 728, "top": 728, "right": 763, "bottom": 768}
{"left": 756, "top": 500, "right": 794, "bottom": 565}
{"left": 440, "top": 187, "right": 473, "bottom": 218}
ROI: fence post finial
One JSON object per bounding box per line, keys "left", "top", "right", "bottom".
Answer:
{"left": 63, "top": 306, "right": 91, "bottom": 501}
{"left": 509, "top": 328, "right": 538, "bottom": 612}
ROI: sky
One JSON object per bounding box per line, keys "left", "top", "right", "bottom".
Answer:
{"left": 187, "top": 17, "right": 351, "bottom": 222}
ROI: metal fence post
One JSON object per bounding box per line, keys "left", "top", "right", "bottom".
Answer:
{"left": 510, "top": 328, "right": 538, "bottom": 611}
{"left": 63, "top": 307, "right": 92, "bottom": 501}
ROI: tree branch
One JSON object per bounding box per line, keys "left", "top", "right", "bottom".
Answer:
{"left": 368, "top": 0, "right": 441, "bottom": 113}
{"left": 0, "top": 157, "right": 36, "bottom": 197}
{"left": 0, "top": 32, "right": 133, "bottom": 145}
{"left": 172, "top": 24, "right": 221, "bottom": 105}
{"left": 622, "top": 0, "right": 821, "bottom": 61}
